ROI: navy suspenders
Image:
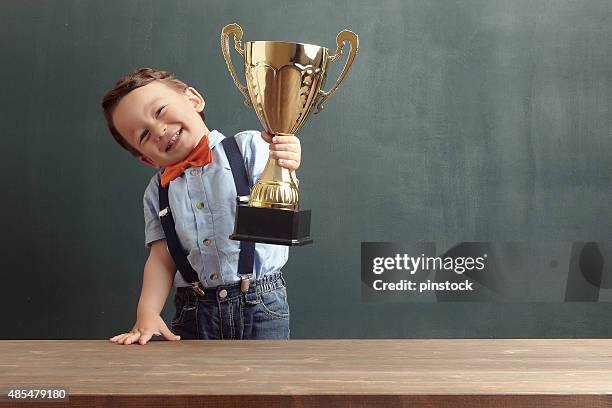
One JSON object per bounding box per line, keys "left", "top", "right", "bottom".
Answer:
{"left": 221, "top": 136, "right": 256, "bottom": 278}
{"left": 157, "top": 135, "right": 254, "bottom": 295}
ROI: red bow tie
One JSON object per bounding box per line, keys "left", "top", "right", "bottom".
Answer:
{"left": 160, "top": 134, "right": 212, "bottom": 187}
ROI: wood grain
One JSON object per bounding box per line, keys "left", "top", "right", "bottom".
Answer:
{"left": 1, "top": 339, "right": 611, "bottom": 407}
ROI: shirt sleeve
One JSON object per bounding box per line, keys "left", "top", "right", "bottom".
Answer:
{"left": 143, "top": 173, "right": 166, "bottom": 248}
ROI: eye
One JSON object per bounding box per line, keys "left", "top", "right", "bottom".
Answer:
{"left": 155, "top": 105, "right": 166, "bottom": 118}
{"left": 139, "top": 130, "right": 149, "bottom": 144}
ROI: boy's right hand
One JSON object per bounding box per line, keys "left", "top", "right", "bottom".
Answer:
{"left": 109, "top": 313, "right": 180, "bottom": 345}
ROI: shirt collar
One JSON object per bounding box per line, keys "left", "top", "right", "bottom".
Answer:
{"left": 207, "top": 129, "right": 224, "bottom": 149}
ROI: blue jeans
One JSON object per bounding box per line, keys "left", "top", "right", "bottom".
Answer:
{"left": 171, "top": 272, "right": 290, "bottom": 340}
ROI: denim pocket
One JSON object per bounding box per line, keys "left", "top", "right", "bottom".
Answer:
{"left": 172, "top": 292, "right": 197, "bottom": 326}
{"left": 258, "top": 287, "right": 290, "bottom": 319}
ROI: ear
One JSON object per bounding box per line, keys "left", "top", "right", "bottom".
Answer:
{"left": 138, "top": 155, "right": 160, "bottom": 169}
{"left": 184, "top": 86, "right": 205, "bottom": 112}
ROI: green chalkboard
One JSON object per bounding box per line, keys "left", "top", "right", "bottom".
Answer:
{"left": 1, "top": 0, "right": 611, "bottom": 339}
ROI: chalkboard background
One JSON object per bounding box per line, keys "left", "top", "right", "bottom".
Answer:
{"left": 2, "top": 0, "right": 611, "bottom": 339}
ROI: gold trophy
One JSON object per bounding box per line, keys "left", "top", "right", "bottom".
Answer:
{"left": 221, "top": 23, "right": 358, "bottom": 245}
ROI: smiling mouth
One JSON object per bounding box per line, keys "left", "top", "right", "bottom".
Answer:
{"left": 165, "top": 128, "right": 182, "bottom": 152}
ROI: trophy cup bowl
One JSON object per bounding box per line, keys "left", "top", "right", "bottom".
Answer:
{"left": 221, "top": 23, "right": 358, "bottom": 245}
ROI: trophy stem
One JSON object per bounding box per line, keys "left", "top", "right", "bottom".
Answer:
{"left": 249, "top": 155, "right": 299, "bottom": 210}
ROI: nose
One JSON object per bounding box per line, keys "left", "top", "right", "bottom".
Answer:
{"left": 152, "top": 123, "right": 167, "bottom": 147}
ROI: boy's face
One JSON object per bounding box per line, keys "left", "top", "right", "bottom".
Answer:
{"left": 112, "top": 81, "right": 208, "bottom": 167}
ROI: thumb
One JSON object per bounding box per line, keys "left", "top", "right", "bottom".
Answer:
{"left": 159, "top": 323, "right": 181, "bottom": 341}
{"left": 260, "top": 131, "right": 273, "bottom": 143}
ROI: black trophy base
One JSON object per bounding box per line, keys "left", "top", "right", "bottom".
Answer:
{"left": 229, "top": 204, "right": 312, "bottom": 246}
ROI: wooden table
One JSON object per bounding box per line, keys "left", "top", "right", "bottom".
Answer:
{"left": 1, "top": 339, "right": 611, "bottom": 407}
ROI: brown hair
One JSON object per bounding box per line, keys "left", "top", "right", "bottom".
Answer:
{"left": 101, "top": 67, "right": 205, "bottom": 157}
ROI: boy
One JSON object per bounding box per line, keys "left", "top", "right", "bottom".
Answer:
{"left": 101, "top": 68, "right": 301, "bottom": 344}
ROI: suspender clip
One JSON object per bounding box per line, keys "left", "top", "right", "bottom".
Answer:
{"left": 236, "top": 195, "right": 250, "bottom": 205}
{"left": 191, "top": 281, "right": 205, "bottom": 296}
{"left": 240, "top": 275, "right": 251, "bottom": 293}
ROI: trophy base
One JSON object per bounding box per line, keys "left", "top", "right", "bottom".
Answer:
{"left": 229, "top": 204, "right": 313, "bottom": 246}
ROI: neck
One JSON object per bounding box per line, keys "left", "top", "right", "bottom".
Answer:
{"left": 193, "top": 125, "right": 211, "bottom": 146}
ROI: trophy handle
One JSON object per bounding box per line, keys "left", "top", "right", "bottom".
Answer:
{"left": 315, "top": 29, "right": 359, "bottom": 113}
{"left": 221, "top": 23, "right": 252, "bottom": 107}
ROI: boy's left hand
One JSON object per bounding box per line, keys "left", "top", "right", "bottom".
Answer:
{"left": 261, "top": 131, "right": 301, "bottom": 171}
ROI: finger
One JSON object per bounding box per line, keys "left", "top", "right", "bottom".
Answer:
{"left": 272, "top": 135, "right": 299, "bottom": 145}
{"left": 123, "top": 333, "right": 140, "bottom": 345}
{"left": 117, "top": 333, "right": 133, "bottom": 345}
{"left": 277, "top": 159, "right": 299, "bottom": 171}
{"left": 270, "top": 151, "right": 299, "bottom": 162}
{"left": 109, "top": 333, "right": 126, "bottom": 342}
{"left": 159, "top": 325, "right": 181, "bottom": 341}
{"left": 110, "top": 333, "right": 131, "bottom": 343}
{"left": 269, "top": 143, "right": 299, "bottom": 153}
{"left": 123, "top": 331, "right": 141, "bottom": 345}
{"left": 138, "top": 330, "right": 155, "bottom": 345}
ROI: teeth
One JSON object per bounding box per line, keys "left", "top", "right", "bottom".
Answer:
{"left": 166, "top": 129, "right": 181, "bottom": 152}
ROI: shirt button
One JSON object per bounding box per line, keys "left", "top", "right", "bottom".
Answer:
{"left": 190, "top": 169, "right": 199, "bottom": 176}
{"left": 203, "top": 239, "right": 212, "bottom": 246}
{"left": 210, "top": 273, "right": 218, "bottom": 280}
{"left": 218, "top": 289, "right": 228, "bottom": 299}
{"left": 196, "top": 201, "right": 205, "bottom": 209}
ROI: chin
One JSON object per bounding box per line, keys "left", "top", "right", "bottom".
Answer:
{"left": 169, "top": 152, "right": 190, "bottom": 165}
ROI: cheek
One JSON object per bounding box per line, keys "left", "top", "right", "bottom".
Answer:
{"left": 142, "top": 141, "right": 161, "bottom": 157}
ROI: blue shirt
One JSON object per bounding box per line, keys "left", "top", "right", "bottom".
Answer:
{"left": 143, "top": 129, "right": 289, "bottom": 288}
